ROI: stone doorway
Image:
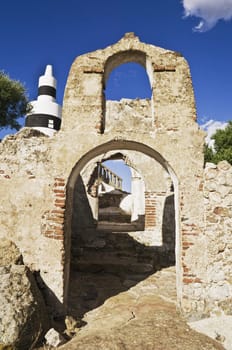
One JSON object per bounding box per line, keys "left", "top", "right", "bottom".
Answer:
{"left": 95, "top": 155, "right": 145, "bottom": 232}
{"left": 65, "top": 141, "right": 179, "bottom": 319}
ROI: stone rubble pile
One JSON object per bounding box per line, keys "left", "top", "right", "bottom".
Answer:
{"left": 0, "top": 239, "right": 49, "bottom": 350}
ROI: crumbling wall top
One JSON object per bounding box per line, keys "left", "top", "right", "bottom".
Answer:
{"left": 62, "top": 32, "right": 194, "bottom": 135}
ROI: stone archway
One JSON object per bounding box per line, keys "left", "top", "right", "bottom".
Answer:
{"left": 87, "top": 151, "right": 146, "bottom": 228}
{"left": 64, "top": 139, "right": 179, "bottom": 316}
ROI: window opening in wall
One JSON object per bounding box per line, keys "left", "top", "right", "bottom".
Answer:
{"left": 48, "top": 119, "right": 54, "bottom": 128}
{"left": 103, "top": 62, "right": 153, "bottom": 134}
{"left": 105, "top": 62, "right": 152, "bottom": 101}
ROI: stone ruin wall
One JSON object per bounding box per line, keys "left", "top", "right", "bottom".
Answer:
{"left": 182, "top": 161, "right": 232, "bottom": 319}
{"left": 203, "top": 161, "right": 232, "bottom": 316}
{"left": 81, "top": 134, "right": 232, "bottom": 310}
{"left": 0, "top": 33, "right": 231, "bottom": 320}
{"left": 105, "top": 99, "right": 152, "bottom": 133}
{"left": 0, "top": 130, "right": 67, "bottom": 315}
{"left": 1, "top": 129, "right": 231, "bottom": 319}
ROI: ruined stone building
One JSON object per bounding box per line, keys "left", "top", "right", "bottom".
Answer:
{"left": 0, "top": 33, "right": 231, "bottom": 320}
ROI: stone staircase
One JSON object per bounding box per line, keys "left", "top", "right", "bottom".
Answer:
{"left": 69, "top": 227, "right": 157, "bottom": 319}
{"left": 71, "top": 228, "right": 155, "bottom": 278}
{"left": 68, "top": 189, "right": 173, "bottom": 319}
{"left": 97, "top": 188, "right": 142, "bottom": 231}
{"left": 98, "top": 206, "right": 131, "bottom": 223}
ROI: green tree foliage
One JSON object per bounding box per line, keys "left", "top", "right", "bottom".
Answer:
{"left": 204, "top": 121, "right": 232, "bottom": 165}
{"left": 0, "top": 71, "right": 30, "bottom": 130}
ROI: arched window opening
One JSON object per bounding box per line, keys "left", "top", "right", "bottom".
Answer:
{"left": 100, "top": 51, "right": 154, "bottom": 134}
{"left": 105, "top": 62, "right": 152, "bottom": 101}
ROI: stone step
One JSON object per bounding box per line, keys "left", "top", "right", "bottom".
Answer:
{"left": 98, "top": 206, "right": 127, "bottom": 214}
{"left": 97, "top": 221, "right": 139, "bottom": 232}
{"left": 71, "top": 243, "right": 138, "bottom": 256}
{"left": 98, "top": 214, "right": 131, "bottom": 223}
{"left": 72, "top": 257, "right": 154, "bottom": 275}
{"left": 98, "top": 207, "right": 131, "bottom": 223}
{"left": 99, "top": 192, "right": 125, "bottom": 209}
{"left": 73, "top": 248, "right": 154, "bottom": 262}
{"left": 71, "top": 231, "right": 157, "bottom": 265}
{"left": 71, "top": 231, "right": 139, "bottom": 251}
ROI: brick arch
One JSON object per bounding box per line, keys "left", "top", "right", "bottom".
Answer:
{"left": 64, "top": 139, "right": 180, "bottom": 307}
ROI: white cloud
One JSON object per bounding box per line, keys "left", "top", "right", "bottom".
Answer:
{"left": 182, "top": 0, "right": 232, "bottom": 31}
{"left": 201, "top": 119, "right": 228, "bottom": 148}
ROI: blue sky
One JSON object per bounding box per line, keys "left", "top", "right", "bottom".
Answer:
{"left": 0, "top": 0, "right": 232, "bottom": 191}
{"left": 0, "top": 0, "right": 232, "bottom": 143}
